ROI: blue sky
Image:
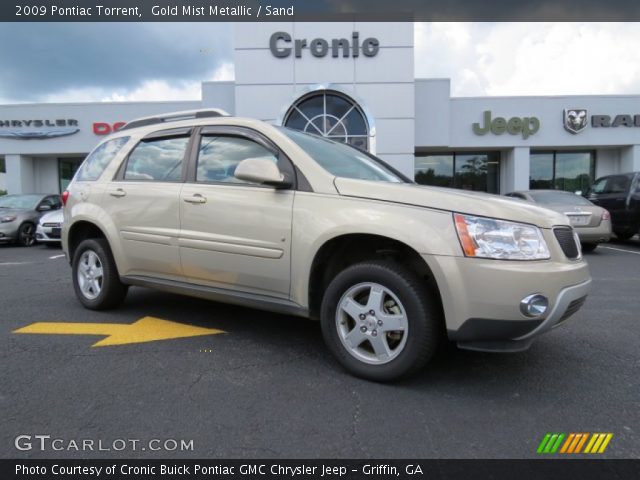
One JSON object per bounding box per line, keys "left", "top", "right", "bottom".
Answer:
{"left": 1, "top": 23, "right": 639, "bottom": 103}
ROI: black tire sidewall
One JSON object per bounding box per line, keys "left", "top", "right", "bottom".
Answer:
{"left": 18, "top": 223, "right": 35, "bottom": 247}
{"left": 72, "top": 238, "right": 126, "bottom": 310}
{"left": 320, "top": 261, "right": 439, "bottom": 381}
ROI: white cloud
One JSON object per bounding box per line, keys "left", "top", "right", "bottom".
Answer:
{"left": 30, "top": 62, "right": 236, "bottom": 104}
{"left": 415, "top": 23, "right": 640, "bottom": 97}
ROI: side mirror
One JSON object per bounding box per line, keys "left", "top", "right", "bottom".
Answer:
{"left": 38, "top": 204, "right": 52, "bottom": 211}
{"left": 234, "top": 158, "right": 291, "bottom": 188}
{"left": 574, "top": 190, "right": 582, "bottom": 196}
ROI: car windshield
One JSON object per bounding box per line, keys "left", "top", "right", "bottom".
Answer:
{"left": 527, "top": 191, "right": 593, "bottom": 206}
{"left": 279, "top": 127, "right": 406, "bottom": 183}
{"left": 0, "top": 194, "right": 42, "bottom": 209}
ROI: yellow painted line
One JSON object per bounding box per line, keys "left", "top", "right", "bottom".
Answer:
{"left": 598, "top": 434, "right": 613, "bottom": 453}
{"left": 13, "top": 316, "right": 225, "bottom": 347}
{"left": 560, "top": 433, "right": 575, "bottom": 453}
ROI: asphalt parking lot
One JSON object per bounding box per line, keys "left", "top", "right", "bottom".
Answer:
{"left": 1, "top": 239, "right": 639, "bottom": 459}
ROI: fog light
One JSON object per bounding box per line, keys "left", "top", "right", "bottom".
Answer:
{"left": 520, "top": 294, "right": 549, "bottom": 318}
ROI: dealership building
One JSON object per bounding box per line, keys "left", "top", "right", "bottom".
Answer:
{"left": 1, "top": 22, "right": 639, "bottom": 195}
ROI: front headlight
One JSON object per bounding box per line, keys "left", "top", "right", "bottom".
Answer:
{"left": 454, "top": 213, "right": 550, "bottom": 260}
{"left": 1, "top": 215, "right": 17, "bottom": 223}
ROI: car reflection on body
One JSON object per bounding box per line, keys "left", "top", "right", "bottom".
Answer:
{"left": 505, "top": 190, "right": 611, "bottom": 252}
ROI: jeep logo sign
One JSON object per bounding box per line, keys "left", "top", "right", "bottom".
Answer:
{"left": 269, "top": 31, "right": 379, "bottom": 58}
{"left": 473, "top": 111, "right": 540, "bottom": 139}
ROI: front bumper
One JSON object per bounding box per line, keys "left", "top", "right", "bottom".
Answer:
{"left": 455, "top": 279, "right": 591, "bottom": 352}
{"left": 422, "top": 252, "right": 591, "bottom": 352}
{"left": 36, "top": 224, "right": 62, "bottom": 243}
{"left": 0, "top": 223, "right": 19, "bottom": 243}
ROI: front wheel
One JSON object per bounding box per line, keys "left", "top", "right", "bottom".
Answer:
{"left": 581, "top": 242, "right": 598, "bottom": 253}
{"left": 320, "top": 261, "right": 440, "bottom": 381}
{"left": 17, "top": 223, "right": 36, "bottom": 247}
{"left": 72, "top": 238, "right": 128, "bottom": 310}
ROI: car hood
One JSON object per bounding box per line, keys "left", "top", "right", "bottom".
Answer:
{"left": 334, "top": 178, "right": 569, "bottom": 229}
{"left": 0, "top": 208, "right": 31, "bottom": 216}
{"left": 39, "top": 210, "right": 64, "bottom": 223}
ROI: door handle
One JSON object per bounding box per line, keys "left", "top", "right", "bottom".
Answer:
{"left": 183, "top": 194, "right": 207, "bottom": 204}
{"left": 109, "top": 188, "right": 126, "bottom": 198}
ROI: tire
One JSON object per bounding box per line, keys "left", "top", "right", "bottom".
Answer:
{"left": 72, "top": 238, "right": 128, "bottom": 310}
{"left": 614, "top": 229, "right": 636, "bottom": 241}
{"left": 17, "top": 222, "right": 36, "bottom": 247}
{"left": 320, "top": 261, "right": 441, "bottom": 381}
{"left": 581, "top": 242, "right": 598, "bottom": 253}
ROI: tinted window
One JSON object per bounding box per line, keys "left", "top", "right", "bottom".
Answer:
{"left": 281, "top": 127, "right": 403, "bottom": 183}
{"left": 592, "top": 175, "right": 631, "bottom": 194}
{"left": 124, "top": 136, "right": 189, "bottom": 181}
{"left": 40, "top": 196, "right": 62, "bottom": 209}
{"left": 527, "top": 191, "right": 593, "bottom": 206}
{"left": 76, "top": 137, "right": 130, "bottom": 182}
{"left": 196, "top": 136, "right": 278, "bottom": 184}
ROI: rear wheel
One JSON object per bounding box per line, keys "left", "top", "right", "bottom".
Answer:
{"left": 17, "top": 222, "right": 36, "bottom": 247}
{"left": 320, "top": 261, "right": 440, "bottom": 381}
{"left": 72, "top": 238, "right": 128, "bottom": 310}
{"left": 581, "top": 242, "right": 598, "bottom": 253}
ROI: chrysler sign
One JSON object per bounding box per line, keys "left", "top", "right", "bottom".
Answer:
{"left": 0, "top": 118, "right": 79, "bottom": 140}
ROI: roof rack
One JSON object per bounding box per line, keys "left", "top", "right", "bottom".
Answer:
{"left": 120, "top": 109, "right": 230, "bottom": 131}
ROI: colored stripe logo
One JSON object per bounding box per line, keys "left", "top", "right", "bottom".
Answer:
{"left": 537, "top": 433, "right": 613, "bottom": 454}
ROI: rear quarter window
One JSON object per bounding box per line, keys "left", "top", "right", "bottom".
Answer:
{"left": 75, "top": 136, "right": 130, "bottom": 182}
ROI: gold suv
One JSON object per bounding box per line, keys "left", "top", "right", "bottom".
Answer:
{"left": 62, "top": 110, "right": 591, "bottom": 381}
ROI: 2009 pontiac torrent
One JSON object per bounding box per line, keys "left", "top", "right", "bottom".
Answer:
{"left": 62, "top": 110, "right": 591, "bottom": 381}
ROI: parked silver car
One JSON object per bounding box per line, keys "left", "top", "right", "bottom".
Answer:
{"left": 36, "top": 209, "right": 64, "bottom": 245}
{"left": 506, "top": 190, "right": 611, "bottom": 252}
{"left": 0, "top": 194, "right": 63, "bottom": 246}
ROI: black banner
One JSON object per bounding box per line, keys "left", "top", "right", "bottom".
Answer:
{"left": 4, "top": 459, "right": 640, "bottom": 480}
{"left": 4, "top": 0, "right": 640, "bottom": 22}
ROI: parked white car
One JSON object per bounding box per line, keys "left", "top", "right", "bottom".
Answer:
{"left": 36, "top": 209, "right": 63, "bottom": 245}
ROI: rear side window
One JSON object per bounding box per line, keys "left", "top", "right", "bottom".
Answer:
{"left": 124, "top": 136, "right": 190, "bottom": 182}
{"left": 75, "top": 136, "right": 130, "bottom": 181}
{"left": 592, "top": 175, "right": 631, "bottom": 194}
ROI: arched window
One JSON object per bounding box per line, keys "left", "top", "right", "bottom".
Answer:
{"left": 283, "top": 90, "right": 370, "bottom": 151}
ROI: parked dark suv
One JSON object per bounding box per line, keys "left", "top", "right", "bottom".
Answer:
{"left": 587, "top": 172, "right": 640, "bottom": 240}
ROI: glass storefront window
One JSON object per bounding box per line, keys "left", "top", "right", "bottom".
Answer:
{"left": 414, "top": 154, "right": 453, "bottom": 187}
{"left": 530, "top": 152, "right": 554, "bottom": 189}
{"left": 529, "top": 151, "right": 595, "bottom": 193}
{"left": 58, "top": 158, "right": 83, "bottom": 193}
{"left": 415, "top": 152, "right": 500, "bottom": 194}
